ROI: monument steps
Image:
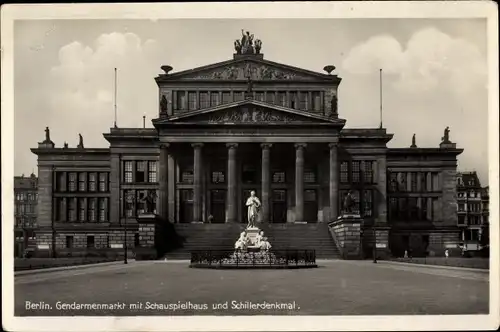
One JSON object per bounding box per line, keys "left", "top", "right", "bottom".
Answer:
{"left": 162, "top": 223, "right": 341, "bottom": 259}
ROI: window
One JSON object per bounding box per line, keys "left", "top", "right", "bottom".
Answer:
{"left": 68, "top": 173, "right": 77, "bottom": 192}
{"left": 87, "top": 236, "right": 95, "bottom": 248}
{"left": 222, "top": 92, "right": 231, "bottom": 104}
{"left": 188, "top": 92, "right": 197, "bottom": 110}
{"left": 200, "top": 92, "right": 209, "bottom": 108}
{"left": 408, "top": 198, "right": 418, "bottom": 219}
{"left": 124, "top": 161, "right": 133, "bottom": 183}
{"left": 363, "top": 190, "right": 373, "bottom": 217}
{"left": 181, "top": 169, "right": 194, "bottom": 184}
{"left": 57, "top": 198, "right": 65, "bottom": 221}
{"left": 99, "top": 198, "right": 107, "bottom": 222}
{"left": 266, "top": 92, "right": 275, "bottom": 104}
{"left": 389, "top": 172, "right": 398, "bottom": 192}
{"left": 362, "top": 161, "right": 374, "bottom": 183}
{"left": 211, "top": 171, "right": 225, "bottom": 184}
{"left": 254, "top": 91, "right": 264, "bottom": 102}
{"left": 57, "top": 172, "right": 66, "bottom": 192}
{"left": 78, "top": 198, "right": 85, "bottom": 221}
{"left": 272, "top": 171, "right": 286, "bottom": 183}
{"left": 389, "top": 197, "right": 398, "bottom": 221}
{"left": 352, "top": 161, "right": 361, "bottom": 183}
{"left": 289, "top": 92, "right": 297, "bottom": 109}
{"left": 458, "top": 204, "right": 465, "bottom": 212}
{"left": 66, "top": 236, "right": 74, "bottom": 248}
{"left": 340, "top": 161, "right": 349, "bottom": 183}
{"left": 411, "top": 172, "right": 417, "bottom": 192}
{"left": 210, "top": 92, "right": 220, "bottom": 106}
{"left": 420, "top": 172, "right": 427, "bottom": 192}
{"left": 398, "top": 173, "right": 406, "bottom": 192}
{"left": 88, "top": 173, "right": 97, "bottom": 191}
{"left": 136, "top": 162, "right": 145, "bottom": 183}
{"left": 398, "top": 198, "right": 408, "bottom": 220}
{"left": 148, "top": 161, "right": 157, "bottom": 182}
{"left": 78, "top": 173, "right": 86, "bottom": 192}
{"left": 233, "top": 91, "right": 244, "bottom": 102}
{"left": 242, "top": 164, "right": 257, "bottom": 184}
{"left": 124, "top": 190, "right": 135, "bottom": 217}
{"left": 88, "top": 198, "right": 96, "bottom": 222}
{"left": 304, "top": 169, "right": 316, "bottom": 183}
{"left": 99, "top": 173, "right": 108, "bottom": 192}
{"left": 277, "top": 92, "right": 286, "bottom": 106}
{"left": 176, "top": 91, "right": 187, "bottom": 110}
{"left": 68, "top": 198, "right": 77, "bottom": 222}
{"left": 298, "top": 91, "right": 307, "bottom": 110}
{"left": 312, "top": 92, "right": 321, "bottom": 112}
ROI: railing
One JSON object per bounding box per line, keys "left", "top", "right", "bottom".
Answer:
{"left": 190, "top": 249, "right": 316, "bottom": 268}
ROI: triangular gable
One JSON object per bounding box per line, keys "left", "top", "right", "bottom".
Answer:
{"left": 161, "top": 100, "right": 344, "bottom": 125}
{"left": 156, "top": 57, "right": 339, "bottom": 82}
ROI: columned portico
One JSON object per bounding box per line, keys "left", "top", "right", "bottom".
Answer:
{"left": 226, "top": 143, "right": 238, "bottom": 223}
{"left": 192, "top": 143, "right": 203, "bottom": 222}
{"left": 295, "top": 143, "right": 306, "bottom": 222}
{"left": 329, "top": 143, "right": 339, "bottom": 221}
{"left": 261, "top": 143, "right": 272, "bottom": 223}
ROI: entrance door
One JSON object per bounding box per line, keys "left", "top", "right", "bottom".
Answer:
{"left": 272, "top": 189, "right": 287, "bottom": 223}
{"left": 304, "top": 189, "right": 318, "bottom": 222}
{"left": 179, "top": 189, "right": 193, "bottom": 223}
{"left": 210, "top": 190, "right": 226, "bottom": 223}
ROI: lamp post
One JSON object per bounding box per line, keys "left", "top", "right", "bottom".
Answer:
{"left": 51, "top": 165, "right": 57, "bottom": 258}
{"left": 124, "top": 190, "right": 134, "bottom": 265}
{"left": 372, "top": 225, "right": 377, "bottom": 263}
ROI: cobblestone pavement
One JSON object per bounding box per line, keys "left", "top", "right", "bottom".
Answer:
{"left": 15, "top": 260, "right": 488, "bottom": 316}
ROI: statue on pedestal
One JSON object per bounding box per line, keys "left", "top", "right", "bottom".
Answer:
{"left": 234, "top": 230, "right": 249, "bottom": 251}
{"left": 246, "top": 190, "right": 261, "bottom": 228}
{"left": 441, "top": 126, "right": 451, "bottom": 143}
{"left": 255, "top": 230, "right": 272, "bottom": 251}
{"left": 77, "top": 133, "right": 84, "bottom": 148}
{"left": 342, "top": 190, "right": 356, "bottom": 215}
{"left": 411, "top": 134, "right": 417, "bottom": 148}
{"left": 44, "top": 127, "right": 51, "bottom": 142}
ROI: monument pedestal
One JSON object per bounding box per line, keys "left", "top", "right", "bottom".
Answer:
{"left": 135, "top": 213, "right": 161, "bottom": 260}
{"left": 328, "top": 214, "right": 363, "bottom": 260}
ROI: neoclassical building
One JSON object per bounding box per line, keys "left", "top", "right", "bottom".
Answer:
{"left": 31, "top": 33, "right": 463, "bottom": 258}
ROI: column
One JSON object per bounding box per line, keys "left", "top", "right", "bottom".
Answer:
{"left": 295, "top": 143, "right": 306, "bottom": 222}
{"left": 329, "top": 143, "right": 339, "bottom": 221}
{"left": 227, "top": 143, "right": 238, "bottom": 222}
{"left": 261, "top": 143, "right": 272, "bottom": 223}
{"left": 168, "top": 153, "right": 176, "bottom": 222}
{"left": 192, "top": 143, "right": 203, "bottom": 222}
{"left": 376, "top": 158, "right": 388, "bottom": 223}
{"left": 158, "top": 144, "right": 169, "bottom": 221}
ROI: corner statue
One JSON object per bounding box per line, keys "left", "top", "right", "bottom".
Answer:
{"left": 246, "top": 191, "right": 261, "bottom": 228}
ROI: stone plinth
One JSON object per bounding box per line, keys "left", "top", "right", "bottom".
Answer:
{"left": 439, "top": 142, "right": 456, "bottom": 149}
{"left": 136, "top": 213, "right": 161, "bottom": 260}
{"left": 328, "top": 215, "right": 363, "bottom": 259}
{"left": 245, "top": 227, "right": 260, "bottom": 246}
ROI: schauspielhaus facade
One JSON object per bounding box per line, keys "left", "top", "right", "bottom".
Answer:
{"left": 31, "top": 33, "right": 463, "bottom": 258}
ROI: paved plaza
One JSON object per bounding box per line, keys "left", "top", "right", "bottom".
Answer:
{"left": 15, "top": 260, "right": 489, "bottom": 316}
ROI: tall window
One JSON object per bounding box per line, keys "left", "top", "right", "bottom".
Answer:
{"left": 222, "top": 92, "right": 231, "bottom": 104}
{"left": 362, "top": 161, "right": 374, "bottom": 183}
{"left": 78, "top": 173, "right": 86, "bottom": 192}
{"left": 124, "top": 190, "right": 135, "bottom": 217}
{"left": 199, "top": 92, "right": 209, "bottom": 108}
{"left": 99, "top": 198, "right": 107, "bottom": 222}
{"left": 255, "top": 92, "right": 264, "bottom": 102}
{"left": 66, "top": 236, "right": 74, "bottom": 248}
{"left": 304, "top": 169, "right": 316, "bottom": 183}
{"left": 211, "top": 171, "right": 225, "bottom": 184}
{"left": 421, "top": 198, "right": 428, "bottom": 220}
{"left": 148, "top": 161, "right": 157, "bottom": 182}
{"left": 420, "top": 172, "right": 427, "bottom": 192}
{"left": 180, "top": 163, "right": 194, "bottom": 183}
{"left": 363, "top": 190, "right": 373, "bottom": 217}
{"left": 272, "top": 171, "right": 286, "bottom": 183}
{"left": 57, "top": 172, "right": 66, "bottom": 192}
{"left": 99, "top": 173, "right": 107, "bottom": 192}
{"left": 176, "top": 91, "right": 187, "bottom": 110}
{"left": 88, "top": 198, "right": 96, "bottom": 222}
{"left": 408, "top": 198, "right": 418, "bottom": 219}
{"left": 389, "top": 197, "right": 398, "bottom": 221}
{"left": 312, "top": 92, "right": 321, "bottom": 112}
{"left": 89, "top": 173, "right": 97, "bottom": 191}
{"left": 136, "top": 162, "right": 145, "bottom": 183}
{"left": 266, "top": 92, "right": 275, "bottom": 104}
{"left": 298, "top": 92, "right": 307, "bottom": 110}
{"left": 277, "top": 92, "right": 286, "bottom": 106}
{"left": 86, "top": 236, "right": 95, "bottom": 248}
{"left": 352, "top": 161, "right": 361, "bottom": 183}
{"left": 340, "top": 161, "right": 349, "bottom": 183}
{"left": 68, "top": 173, "right": 77, "bottom": 192}
{"left": 188, "top": 92, "right": 197, "bottom": 110}
{"left": 410, "top": 172, "right": 418, "bottom": 192}
{"left": 57, "top": 198, "right": 65, "bottom": 221}
{"left": 210, "top": 92, "right": 220, "bottom": 106}
{"left": 68, "top": 198, "right": 77, "bottom": 222}
{"left": 124, "top": 161, "right": 133, "bottom": 183}
{"left": 78, "top": 198, "right": 85, "bottom": 221}
{"left": 289, "top": 92, "right": 297, "bottom": 109}
{"left": 398, "top": 173, "right": 407, "bottom": 192}
{"left": 234, "top": 91, "right": 244, "bottom": 102}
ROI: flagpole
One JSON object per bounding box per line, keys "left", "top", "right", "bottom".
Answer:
{"left": 113, "top": 68, "right": 118, "bottom": 128}
{"left": 379, "top": 68, "right": 383, "bottom": 129}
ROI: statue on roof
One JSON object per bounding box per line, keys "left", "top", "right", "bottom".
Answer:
{"left": 411, "top": 134, "right": 417, "bottom": 148}
{"left": 63, "top": 142, "right": 68, "bottom": 149}
{"left": 234, "top": 40, "right": 242, "bottom": 54}
{"left": 77, "top": 133, "right": 84, "bottom": 148}
{"left": 441, "top": 126, "right": 451, "bottom": 143}
{"left": 160, "top": 94, "right": 168, "bottom": 113}
{"left": 254, "top": 39, "right": 262, "bottom": 54}
{"left": 330, "top": 95, "right": 338, "bottom": 117}
{"left": 44, "top": 127, "right": 51, "bottom": 142}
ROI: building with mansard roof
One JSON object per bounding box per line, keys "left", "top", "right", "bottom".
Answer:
{"left": 31, "top": 33, "right": 464, "bottom": 259}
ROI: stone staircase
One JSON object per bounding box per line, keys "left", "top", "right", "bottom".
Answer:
{"left": 162, "top": 223, "right": 341, "bottom": 260}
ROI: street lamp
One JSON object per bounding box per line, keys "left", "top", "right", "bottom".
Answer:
{"left": 372, "top": 225, "right": 377, "bottom": 263}
{"left": 51, "top": 165, "right": 57, "bottom": 258}
{"left": 124, "top": 190, "right": 135, "bottom": 264}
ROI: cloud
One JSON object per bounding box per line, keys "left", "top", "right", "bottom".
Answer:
{"left": 341, "top": 27, "right": 487, "bottom": 95}
{"left": 46, "top": 32, "right": 163, "bottom": 148}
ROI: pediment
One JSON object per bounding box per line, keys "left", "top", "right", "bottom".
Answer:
{"left": 158, "top": 58, "right": 336, "bottom": 81}
{"left": 163, "top": 100, "right": 344, "bottom": 125}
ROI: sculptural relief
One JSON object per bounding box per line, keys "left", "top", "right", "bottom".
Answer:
{"left": 183, "top": 63, "right": 311, "bottom": 80}
{"left": 207, "top": 107, "right": 299, "bottom": 123}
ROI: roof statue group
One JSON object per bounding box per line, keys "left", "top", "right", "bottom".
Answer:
{"left": 43, "top": 126, "right": 84, "bottom": 149}
{"left": 234, "top": 29, "right": 262, "bottom": 55}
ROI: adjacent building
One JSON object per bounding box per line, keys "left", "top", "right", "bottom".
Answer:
{"left": 30, "top": 32, "right": 464, "bottom": 258}
{"left": 14, "top": 174, "right": 38, "bottom": 257}
{"left": 456, "top": 171, "right": 489, "bottom": 253}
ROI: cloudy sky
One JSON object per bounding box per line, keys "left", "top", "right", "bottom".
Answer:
{"left": 14, "top": 18, "right": 488, "bottom": 183}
